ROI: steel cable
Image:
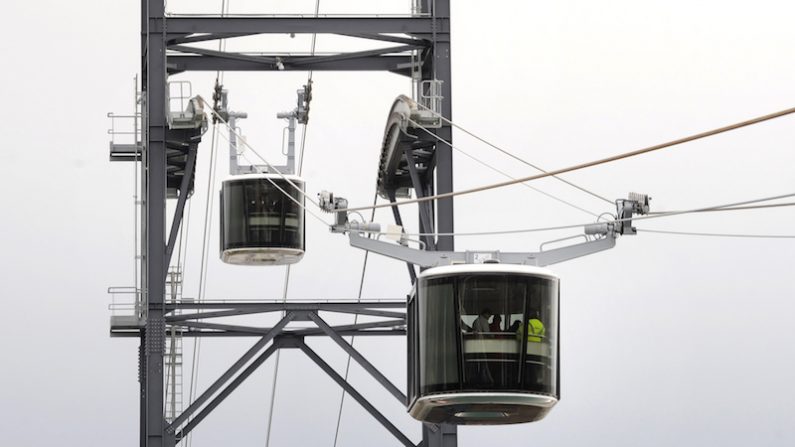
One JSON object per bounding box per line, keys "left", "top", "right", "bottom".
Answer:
{"left": 265, "top": 3, "right": 321, "bottom": 446}
{"left": 637, "top": 228, "right": 795, "bottom": 239}
{"left": 338, "top": 105, "right": 795, "bottom": 213}
{"left": 332, "top": 193, "right": 378, "bottom": 447}
{"left": 393, "top": 192, "right": 795, "bottom": 237}
{"left": 200, "top": 97, "right": 326, "bottom": 213}
{"left": 408, "top": 119, "right": 600, "bottom": 217}
{"left": 185, "top": 3, "right": 229, "bottom": 446}
{"left": 414, "top": 102, "right": 614, "bottom": 204}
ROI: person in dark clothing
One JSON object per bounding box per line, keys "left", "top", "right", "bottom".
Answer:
{"left": 489, "top": 315, "right": 503, "bottom": 332}
{"left": 508, "top": 320, "right": 522, "bottom": 332}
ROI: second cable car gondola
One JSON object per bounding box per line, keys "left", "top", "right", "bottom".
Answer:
{"left": 407, "top": 263, "right": 560, "bottom": 425}
{"left": 219, "top": 173, "right": 306, "bottom": 265}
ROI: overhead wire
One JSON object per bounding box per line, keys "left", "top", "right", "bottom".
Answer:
{"left": 339, "top": 105, "right": 795, "bottom": 213}
{"left": 200, "top": 97, "right": 326, "bottom": 213}
{"left": 648, "top": 201, "right": 795, "bottom": 215}
{"left": 186, "top": 2, "right": 229, "bottom": 446}
{"left": 392, "top": 192, "right": 795, "bottom": 237}
{"left": 332, "top": 193, "right": 378, "bottom": 447}
{"left": 265, "top": 2, "right": 321, "bottom": 446}
{"left": 414, "top": 101, "right": 614, "bottom": 204}
{"left": 407, "top": 118, "right": 600, "bottom": 218}
{"left": 296, "top": 1, "right": 320, "bottom": 175}
{"left": 637, "top": 228, "right": 795, "bottom": 239}
{"left": 225, "top": 144, "right": 328, "bottom": 225}
{"left": 186, "top": 107, "right": 218, "bottom": 447}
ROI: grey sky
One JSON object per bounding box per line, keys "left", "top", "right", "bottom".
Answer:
{"left": 1, "top": 0, "right": 794, "bottom": 446}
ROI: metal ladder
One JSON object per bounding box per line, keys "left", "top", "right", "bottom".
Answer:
{"left": 165, "top": 267, "right": 184, "bottom": 424}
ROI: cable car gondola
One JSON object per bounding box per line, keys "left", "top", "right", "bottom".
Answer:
{"left": 219, "top": 173, "right": 306, "bottom": 265}
{"left": 407, "top": 263, "right": 560, "bottom": 425}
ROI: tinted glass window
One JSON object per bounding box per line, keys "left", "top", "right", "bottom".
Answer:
{"left": 418, "top": 277, "right": 460, "bottom": 394}
{"left": 221, "top": 178, "right": 305, "bottom": 250}
{"left": 521, "top": 278, "right": 558, "bottom": 396}
{"left": 416, "top": 273, "right": 559, "bottom": 398}
{"left": 459, "top": 275, "right": 525, "bottom": 390}
{"left": 407, "top": 293, "right": 417, "bottom": 404}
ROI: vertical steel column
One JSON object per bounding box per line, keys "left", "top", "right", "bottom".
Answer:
{"left": 420, "top": 1, "right": 457, "bottom": 444}
{"left": 428, "top": 0, "right": 454, "bottom": 252}
{"left": 139, "top": 2, "right": 148, "bottom": 446}
{"left": 139, "top": 338, "right": 146, "bottom": 447}
{"left": 143, "top": 1, "right": 169, "bottom": 446}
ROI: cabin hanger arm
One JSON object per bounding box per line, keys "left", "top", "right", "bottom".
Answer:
{"left": 320, "top": 191, "right": 650, "bottom": 268}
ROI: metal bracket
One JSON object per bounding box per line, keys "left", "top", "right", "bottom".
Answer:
{"left": 322, "top": 191, "right": 649, "bottom": 268}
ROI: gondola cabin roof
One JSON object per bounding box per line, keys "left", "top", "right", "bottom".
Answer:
{"left": 418, "top": 263, "right": 558, "bottom": 281}
{"left": 222, "top": 172, "right": 305, "bottom": 183}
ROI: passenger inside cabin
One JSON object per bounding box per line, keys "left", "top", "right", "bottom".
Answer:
{"left": 489, "top": 315, "right": 503, "bottom": 332}
{"left": 472, "top": 308, "right": 492, "bottom": 333}
{"left": 517, "top": 309, "right": 545, "bottom": 342}
{"left": 508, "top": 319, "right": 522, "bottom": 333}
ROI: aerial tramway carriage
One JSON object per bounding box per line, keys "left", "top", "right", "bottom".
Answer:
{"left": 321, "top": 155, "right": 649, "bottom": 425}
{"left": 407, "top": 264, "right": 560, "bottom": 425}
{"left": 220, "top": 174, "right": 306, "bottom": 265}
{"left": 218, "top": 85, "right": 311, "bottom": 266}
{"left": 317, "top": 93, "right": 649, "bottom": 426}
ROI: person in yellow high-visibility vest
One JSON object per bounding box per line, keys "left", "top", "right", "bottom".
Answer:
{"left": 517, "top": 310, "right": 545, "bottom": 342}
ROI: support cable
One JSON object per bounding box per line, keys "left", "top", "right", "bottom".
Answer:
{"left": 332, "top": 193, "right": 378, "bottom": 447}
{"left": 265, "top": 3, "right": 320, "bottom": 446}
{"left": 185, "top": 122, "right": 219, "bottom": 447}
{"left": 414, "top": 102, "right": 614, "bottom": 204}
{"left": 393, "top": 192, "right": 795, "bottom": 237}
{"left": 637, "top": 228, "right": 795, "bottom": 239}
{"left": 232, "top": 150, "right": 328, "bottom": 225}
{"left": 409, "top": 119, "right": 599, "bottom": 217}
{"left": 201, "top": 98, "right": 326, "bottom": 213}
{"left": 648, "top": 201, "right": 795, "bottom": 215}
{"left": 186, "top": 3, "right": 229, "bottom": 446}
{"left": 339, "top": 106, "right": 795, "bottom": 213}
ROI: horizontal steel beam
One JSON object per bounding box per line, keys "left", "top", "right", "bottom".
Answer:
{"left": 167, "top": 32, "right": 257, "bottom": 45}
{"left": 336, "top": 32, "right": 430, "bottom": 46}
{"left": 170, "top": 321, "right": 271, "bottom": 335}
{"left": 165, "top": 301, "right": 406, "bottom": 311}
{"left": 180, "top": 329, "right": 406, "bottom": 337}
{"left": 166, "top": 307, "right": 405, "bottom": 322}
{"left": 168, "top": 319, "right": 405, "bottom": 336}
{"left": 158, "top": 17, "right": 449, "bottom": 35}
{"left": 320, "top": 307, "right": 406, "bottom": 319}
{"left": 165, "top": 308, "right": 266, "bottom": 322}
{"left": 110, "top": 329, "right": 406, "bottom": 338}
{"left": 290, "top": 318, "right": 406, "bottom": 336}
{"left": 287, "top": 44, "right": 419, "bottom": 66}
{"left": 170, "top": 44, "right": 278, "bottom": 64}
{"left": 168, "top": 55, "right": 412, "bottom": 73}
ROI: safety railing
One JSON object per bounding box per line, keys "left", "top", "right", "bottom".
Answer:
{"left": 107, "top": 112, "right": 142, "bottom": 155}
{"left": 107, "top": 286, "right": 143, "bottom": 319}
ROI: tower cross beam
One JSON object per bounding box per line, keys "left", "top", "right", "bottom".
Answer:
{"left": 158, "top": 16, "right": 449, "bottom": 35}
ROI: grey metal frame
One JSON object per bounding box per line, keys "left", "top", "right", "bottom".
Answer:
{"left": 347, "top": 231, "right": 619, "bottom": 268}
{"left": 136, "top": 1, "right": 454, "bottom": 446}
{"left": 117, "top": 302, "right": 418, "bottom": 445}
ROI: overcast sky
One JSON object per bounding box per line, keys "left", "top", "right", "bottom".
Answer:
{"left": 2, "top": 1, "right": 795, "bottom": 446}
